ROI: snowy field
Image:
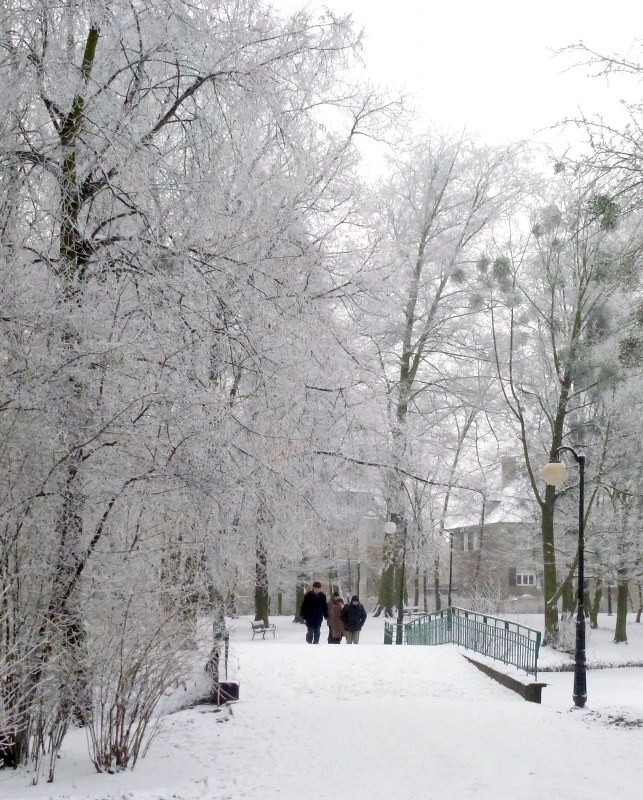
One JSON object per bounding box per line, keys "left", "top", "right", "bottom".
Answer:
{"left": 2, "top": 613, "right": 643, "bottom": 800}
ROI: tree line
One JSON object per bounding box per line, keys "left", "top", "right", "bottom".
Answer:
{"left": 1, "top": 0, "right": 642, "bottom": 778}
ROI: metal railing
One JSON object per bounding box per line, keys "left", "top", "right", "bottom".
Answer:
{"left": 384, "top": 607, "right": 541, "bottom": 678}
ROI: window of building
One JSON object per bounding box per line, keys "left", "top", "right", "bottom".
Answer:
{"left": 516, "top": 572, "right": 536, "bottom": 586}
{"left": 462, "top": 531, "right": 479, "bottom": 551}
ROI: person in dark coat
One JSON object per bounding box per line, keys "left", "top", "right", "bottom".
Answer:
{"left": 300, "top": 581, "right": 328, "bottom": 644}
{"left": 327, "top": 592, "right": 345, "bottom": 643}
{"left": 340, "top": 595, "right": 367, "bottom": 644}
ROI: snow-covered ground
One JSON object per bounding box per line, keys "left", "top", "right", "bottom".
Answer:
{"left": 2, "top": 612, "right": 643, "bottom": 800}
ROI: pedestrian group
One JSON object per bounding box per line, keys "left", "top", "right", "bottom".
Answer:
{"left": 299, "top": 581, "right": 368, "bottom": 644}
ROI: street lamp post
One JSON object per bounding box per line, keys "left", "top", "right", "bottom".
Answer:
{"left": 542, "top": 446, "right": 587, "bottom": 709}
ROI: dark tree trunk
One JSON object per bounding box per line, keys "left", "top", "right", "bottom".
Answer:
{"left": 561, "top": 571, "right": 575, "bottom": 614}
{"left": 254, "top": 536, "right": 269, "bottom": 626}
{"left": 541, "top": 487, "right": 560, "bottom": 644}
{"left": 374, "top": 532, "right": 396, "bottom": 617}
{"left": 590, "top": 581, "right": 602, "bottom": 629}
{"left": 614, "top": 579, "right": 628, "bottom": 643}
{"left": 293, "top": 573, "right": 307, "bottom": 623}
{"left": 423, "top": 569, "right": 429, "bottom": 612}
{"left": 433, "top": 556, "right": 441, "bottom": 611}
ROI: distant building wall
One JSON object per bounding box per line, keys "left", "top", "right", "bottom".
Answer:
{"left": 449, "top": 521, "right": 543, "bottom": 604}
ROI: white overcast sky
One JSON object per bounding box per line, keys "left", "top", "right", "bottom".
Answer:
{"left": 273, "top": 0, "right": 641, "bottom": 147}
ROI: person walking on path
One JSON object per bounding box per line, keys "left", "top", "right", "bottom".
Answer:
{"left": 341, "top": 595, "right": 367, "bottom": 644}
{"left": 300, "top": 581, "right": 328, "bottom": 644}
{"left": 327, "top": 592, "right": 345, "bottom": 643}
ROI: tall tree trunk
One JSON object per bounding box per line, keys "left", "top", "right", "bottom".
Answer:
{"left": 328, "top": 567, "right": 338, "bottom": 596}
{"left": 561, "top": 570, "right": 575, "bottom": 613}
{"left": 374, "top": 534, "right": 396, "bottom": 616}
{"left": 20, "top": 26, "right": 105, "bottom": 775}
{"left": 590, "top": 580, "right": 602, "bottom": 629}
{"left": 57, "top": 25, "right": 100, "bottom": 289}
{"left": 433, "top": 555, "right": 441, "bottom": 611}
{"left": 254, "top": 536, "right": 269, "bottom": 626}
{"left": 423, "top": 570, "right": 429, "bottom": 612}
{"left": 394, "top": 562, "right": 407, "bottom": 615}
{"left": 614, "top": 578, "right": 628, "bottom": 643}
{"left": 294, "top": 572, "right": 307, "bottom": 623}
{"left": 14, "top": 453, "right": 91, "bottom": 771}
{"left": 541, "top": 487, "right": 560, "bottom": 644}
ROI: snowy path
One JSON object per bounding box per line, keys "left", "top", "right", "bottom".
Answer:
{"left": 195, "top": 638, "right": 643, "bottom": 800}
{"left": 2, "top": 616, "right": 643, "bottom": 800}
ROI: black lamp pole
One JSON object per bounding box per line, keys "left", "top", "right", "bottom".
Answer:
{"left": 549, "top": 446, "right": 587, "bottom": 708}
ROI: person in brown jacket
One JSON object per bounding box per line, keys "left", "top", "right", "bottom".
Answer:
{"left": 327, "top": 592, "right": 345, "bottom": 643}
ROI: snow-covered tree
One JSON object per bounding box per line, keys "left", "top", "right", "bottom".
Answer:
{"left": 351, "top": 131, "right": 525, "bottom": 616}
{"left": 0, "top": 0, "right": 381, "bottom": 774}
{"left": 478, "top": 169, "right": 643, "bottom": 643}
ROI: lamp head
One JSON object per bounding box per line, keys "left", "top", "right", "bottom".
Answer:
{"left": 542, "top": 459, "right": 568, "bottom": 486}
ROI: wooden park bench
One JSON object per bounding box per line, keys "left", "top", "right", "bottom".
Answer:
{"left": 250, "top": 619, "right": 276, "bottom": 639}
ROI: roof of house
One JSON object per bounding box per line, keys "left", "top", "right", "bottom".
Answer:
{"left": 444, "top": 483, "right": 538, "bottom": 530}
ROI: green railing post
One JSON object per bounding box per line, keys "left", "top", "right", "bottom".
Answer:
{"left": 384, "top": 621, "right": 393, "bottom": 645}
